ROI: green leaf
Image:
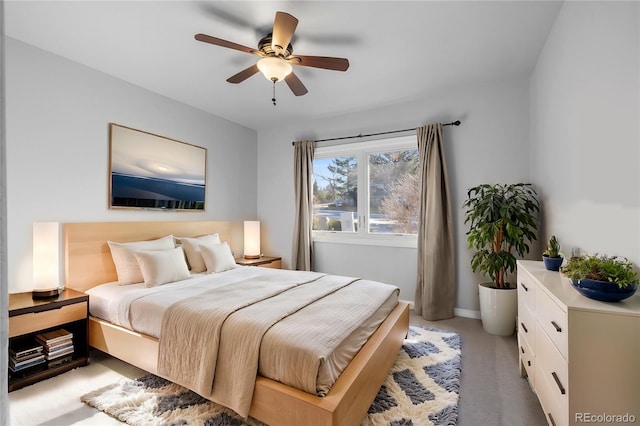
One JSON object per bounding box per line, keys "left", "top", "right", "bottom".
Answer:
{"left": 463, "top": 183, "right": 539, "bottom": 283}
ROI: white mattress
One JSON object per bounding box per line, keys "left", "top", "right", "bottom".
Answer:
{"left": 86, "top": 266, "right": 399, "bottom": 395}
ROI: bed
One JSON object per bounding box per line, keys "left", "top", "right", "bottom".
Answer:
{"left": 64, "top": 221, "right": 410, "bottom": 426}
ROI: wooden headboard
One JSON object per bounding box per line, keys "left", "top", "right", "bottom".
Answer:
{"left": 64, "top": 221, "right": 232, "bottom": 292}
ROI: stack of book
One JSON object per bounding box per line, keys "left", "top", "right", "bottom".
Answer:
{"left": 35, "top": 329, "right": 74, "bottom": 366}
{"left": 9, "top": 340, "right": 45, "bottom": 372}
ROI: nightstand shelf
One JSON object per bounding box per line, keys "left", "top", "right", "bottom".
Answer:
{"left": 8, "top": 288, "right": 89, "bottom": 392}
{"left": 235, "top": 255, "right": 282, "bottom": 269}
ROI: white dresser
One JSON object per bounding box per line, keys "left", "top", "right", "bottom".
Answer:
{"left": 517, "top": 260, "right": 640, "bottom": 426}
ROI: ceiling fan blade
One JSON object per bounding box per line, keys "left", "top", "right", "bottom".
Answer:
{"left": 195, "top": 33, "right": 258, "bottom": 55}
{"left": 288, "top": 55, "right": 350, "bottom": 71}
{"left": 272, "top": 11, "right": 298, "bottom": 56}
{"left": 284, "top": 72, "right": 308, "bottom": 96}
{"left": 227, "top": 64, "right": 260, "bottom": 84}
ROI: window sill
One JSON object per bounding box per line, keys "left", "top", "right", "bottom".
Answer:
{"left": 312, "top": 232, "right": 417, "bottom": 248}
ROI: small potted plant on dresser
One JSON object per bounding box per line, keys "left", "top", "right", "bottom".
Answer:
{"left": 463, "top": 183, "right": 539, "bottom": 336}
{"left": 542, "top": 235, "right": 564, "bottom": 271}
{"left": 561, "top": 254, "right": 639, "bottom": 302}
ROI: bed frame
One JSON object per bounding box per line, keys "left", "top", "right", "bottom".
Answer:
{"left": 65, "top": 221, "right": 410, "bottom": 426}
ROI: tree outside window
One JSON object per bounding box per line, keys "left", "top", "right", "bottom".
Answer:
{"left": 312, "top": 137, "right": 419, "bottom": 237}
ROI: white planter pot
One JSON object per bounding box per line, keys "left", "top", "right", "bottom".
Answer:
{"left": 478, "top": 281, "right": 518, "bottom": 336}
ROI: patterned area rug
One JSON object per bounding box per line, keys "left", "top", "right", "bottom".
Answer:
{"left": 81, "top": 325, "right": 461, "bottom": 426}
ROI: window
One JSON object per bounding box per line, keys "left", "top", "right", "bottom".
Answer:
{"left": 312, "top": 136, "right": 419, "bottom": 247}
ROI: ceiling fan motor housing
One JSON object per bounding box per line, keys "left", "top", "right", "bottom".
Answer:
{"left": 259, "top": 34, "right": 293, "bottom": 58}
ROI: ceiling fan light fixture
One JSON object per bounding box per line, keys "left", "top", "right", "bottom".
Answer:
{"left": 257, "top": 57, "right": 292, "bottom": 82}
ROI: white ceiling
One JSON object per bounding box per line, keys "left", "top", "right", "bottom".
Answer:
{"left": 5, "top": 1, "right": 563, "bottom": 131}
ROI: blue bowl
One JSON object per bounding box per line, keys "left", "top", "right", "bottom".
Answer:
{"left": 571, "top": 278, "right": 638, "bottom": 302}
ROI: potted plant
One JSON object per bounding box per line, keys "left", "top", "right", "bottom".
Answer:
{"left": 463, "top": 183, "right": 539, "bottom": 335}
{"left": 542, "top": 235, "right": 564, "bottom": 271}
{"left": 561, "top": 254, "right": 639, "bottom": 302}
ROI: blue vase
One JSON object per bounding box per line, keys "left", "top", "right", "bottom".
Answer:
{"left": 571, "top": 278, "right": 639, "bottom": 302}
{"left": 542, "top": 255, "right": 563, "bottom": 271}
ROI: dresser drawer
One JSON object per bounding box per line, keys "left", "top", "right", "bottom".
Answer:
{"left": 518, "top": 302, "right": 536, "bottom": 351}
{"left": 536, "top": 322, "right": 568, "bottom": 415}
{"left": 535, "top": 361, "right": 567, "bottom": 426}
{"left": 518, "top": 333, "right": 535, "bottom": 387}
{"left": 536, "top": 288, "right": 567, "bottom": 358}
{"left": 518, "top": 269, "right": 537, "bottom": 310}
{"left": 9, "top": 301, "right": 87, "bottom": 338}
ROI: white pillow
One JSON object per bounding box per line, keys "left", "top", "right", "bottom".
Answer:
{"left": 134, "top": 247, "right": 191, "bottom": 287}
{"left": 107, "top": 235, "right": 175, "bottom": 285}
{"left": 200, "top": 242, "right": 237, "bottom": 273}
{"left": 177, "top": 234, "right": 221, "bottom": 273}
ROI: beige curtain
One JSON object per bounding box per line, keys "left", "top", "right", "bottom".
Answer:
{"left": 291, "top": 140, "right": 315, "bottom": 271}
{"left": 415, "top": 124, "right": 456, "bottom": 320}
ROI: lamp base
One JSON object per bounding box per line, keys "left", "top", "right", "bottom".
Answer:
{"left": 244, "top": 255, "right": 261, "bottom": 259}
{"left": 32, "top": 288, "right": 60, "bottom": 299}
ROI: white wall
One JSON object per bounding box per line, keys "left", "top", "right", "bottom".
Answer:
{"left": 530, "top": 2, "right": 640, "bottom": 267}
{"left": 257, "top": 77, "right": 533, "bottom": 313}
{"left": 1, "top": 1, "right": 10, "bottom": 421}
{"left": 6, "top": 39, "right": 258, "bottom": 293}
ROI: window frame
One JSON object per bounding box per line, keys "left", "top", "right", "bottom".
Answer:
{"left": 312, "top": 135, "right": 419, "bottom": 248}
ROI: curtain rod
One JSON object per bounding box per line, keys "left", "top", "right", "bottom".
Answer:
{"left": 291, "top": 120, "right": 461, "bottom": 146}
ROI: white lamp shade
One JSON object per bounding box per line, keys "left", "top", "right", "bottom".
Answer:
{"left": 257, "top": 57, "right": 293, "bottom": 82}
{"left": 244, "top": 221, "right": 261, "bottom": 259}
{"left": 33, "top": 222, "right": 61, "bottom": 289}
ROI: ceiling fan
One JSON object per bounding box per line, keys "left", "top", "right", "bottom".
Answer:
{"left": 195, "top": 11, "right": 350, "bottom": 105}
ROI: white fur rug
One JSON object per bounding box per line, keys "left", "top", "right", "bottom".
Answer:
{"left": 82, "top": 325, "right": 461, "bottom": 426}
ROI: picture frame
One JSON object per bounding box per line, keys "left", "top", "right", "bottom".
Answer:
{"left": 109, "top": 123, "right": 206, "bottom": 211}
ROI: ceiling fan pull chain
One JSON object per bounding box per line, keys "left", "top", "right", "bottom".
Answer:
{"left": 272, "top": 80, "right": 277, "bottom": 106}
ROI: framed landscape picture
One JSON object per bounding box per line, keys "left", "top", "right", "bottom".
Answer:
{"left": 109, "top": 123, "right": 206, "bottom": 211}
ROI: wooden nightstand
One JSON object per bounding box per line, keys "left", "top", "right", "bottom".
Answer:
{"left": 8, "top": 288, "right": 89, "bottom": 391}
{"left": 235, "top": 255, "right": 282, "bottom": 269}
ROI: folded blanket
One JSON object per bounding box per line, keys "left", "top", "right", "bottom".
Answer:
{"left": 157, "top": 269, "right": 397, "bottom": 418}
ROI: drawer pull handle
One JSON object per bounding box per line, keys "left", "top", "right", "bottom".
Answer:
{"left": 552, "top": 372, "right": 566, "bottom": 395}
{"left": 521, "top": 283, "right": 529, "bottom": 292}
{"left": 520, "top": 346, "right": 525, "bottom": 354}
{"left": 527, "top": 360, "right": 531, "bottom": 367}
{"left": 520, "top": 323, "right": 528, "bottom": 333}
{"left": 548, "top": 413, "right": 557, "bottom": 426}
{"left": 551, "top": 321, "right": 562, "bottom": 332}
